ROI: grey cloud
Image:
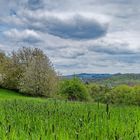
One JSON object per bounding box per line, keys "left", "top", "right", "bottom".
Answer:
{"left": 18, "top": 11, "right": 109, "bottom": 40}
{"left": 60, "top": 52, "right": 85, "bottom": 59}
{"left": 110, "top": 54, "right": 140, "bottom": 64}
{"left": 0, "top": 11, "right": 109, "bottom": 41}
{"left": 46, "top": 15, "right": 108, "bottom": 40}
{"left": 88, "top": 42, "right": 137, "bottom": 55}
{"left": 49, "top": 47, "right": 86, "bottom": 59}
{"left": 27, "top": 0, "right": 44, "bottom": 10}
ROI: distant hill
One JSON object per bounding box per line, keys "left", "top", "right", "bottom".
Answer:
{"left": 64, "top": 73, "right": 113, "bottom": 79}
{"left": 97, "top": 73, "right": 140, "bottom": 86}
{"left": 64, "top": 73, "right": 140, "bottom": 86}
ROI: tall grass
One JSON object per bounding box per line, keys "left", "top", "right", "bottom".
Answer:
{"left": 0, "top": 99, "right": 140, "bottom": 139}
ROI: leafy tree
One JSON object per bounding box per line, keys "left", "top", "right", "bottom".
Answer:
{"left": 19, "top": 48, "right": 58, "bottom": 97}
{"left": 0, "top": 51, "right": 7, "bottom": 86}
{"left": 60, "top": 77, "right": 90, "bottom": 101}
{"left": 88, "top": 84, "right": 110, "bottom": 102}
{"left": 0, "top": 51, "right": 19, "bottom": 89}
{"left": 107, "top": 85, "right": 135, "bottom": 105}
{"left": 0, "top": 47, "right": 59, "bottom": 97}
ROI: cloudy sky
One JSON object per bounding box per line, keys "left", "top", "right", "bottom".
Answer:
{"left": 0, "top": 0, "right": 140, "bottom": 75}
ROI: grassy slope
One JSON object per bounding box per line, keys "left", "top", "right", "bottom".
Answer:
{"left": 0, "top": 89, "right": 23, "bottom": 99}
{"left": 0, "top": 88, "right": 48, "bottom": 102}
{"left": 1, "top": 88, "right": 140, "bottom": 139}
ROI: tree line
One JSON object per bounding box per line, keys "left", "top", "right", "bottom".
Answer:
{"left": 88, "top": 84, "right": 140, "bottom": 105}
{"left": 0, "top": 47, "right": 140, "bottom": 105}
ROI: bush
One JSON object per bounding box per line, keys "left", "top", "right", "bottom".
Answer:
{"left": 59, "top": 78, "right": 90, "bottom": 101}
{"left": 107, "top": 85, "right": 134, "bottom": 104}
{"left": 87, "top": 84, "right": 140, "bottom": 105}
{"left": 88, "top": 84, "right": 110, "bottom": 102}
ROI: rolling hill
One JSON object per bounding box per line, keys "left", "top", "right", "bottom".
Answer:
{"left": 64, "top": 73, "right": 140, "bottom": 86}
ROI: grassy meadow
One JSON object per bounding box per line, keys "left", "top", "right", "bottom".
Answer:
{"left": 0, "top": 89, "right": 140, "bottom": 140}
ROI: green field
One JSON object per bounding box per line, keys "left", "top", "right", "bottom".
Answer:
{"left": 0, "top": 89, "right": 140, "bottom": 140}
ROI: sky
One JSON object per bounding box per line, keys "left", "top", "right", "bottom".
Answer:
{"left": 0, "top": 0, "right": 140, "bottom": 75}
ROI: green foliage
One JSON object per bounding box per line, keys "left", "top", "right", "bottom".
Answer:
{"left": 88, "top": 84, "right": 110, "bottom": 102}
{"left": 60, "top": 78, "right": 90, "bottom": 101}
{"left": 88, "top": 83, "right": 140, "bottom": 105}
{"left": 1, "top": 59, "right": 22, "bottom": 90}
{"left": 108, "top": 85, "right": 140, "bottom": 105}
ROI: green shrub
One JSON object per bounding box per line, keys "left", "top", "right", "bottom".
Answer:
{"left": 88, "top": 84, "right": 110, "bottom": 102}
{"left": 59, "top": 78, "right": 90, "bottom": 101}
{"left": 105, "top": 85, "right": 140, "bottom": 105}
{"left": 87, "top": 83, "right": 140, "bottom": 105}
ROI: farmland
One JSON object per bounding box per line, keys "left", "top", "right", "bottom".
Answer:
{"left": 0, "top": 89, "right": 140, "bottom": 140}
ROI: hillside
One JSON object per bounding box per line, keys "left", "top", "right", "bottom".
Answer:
{"left": 96, "top": 73, "right": 140, "bottom": 86}
{"left": 64, "top": 73, "right": 140, "bottom": 86}
{"left": 64, "top": 73, "right": 112, "bottom": 79}
{"left": 0, "top": 88, "right": 46, "bottom": 102}
{"left": 0, "top": 89, "right": 23, "bottom": 99}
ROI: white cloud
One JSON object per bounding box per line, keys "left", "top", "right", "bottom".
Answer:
{"left": 3, "top": 29, "right": 42, "bottom": 43}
